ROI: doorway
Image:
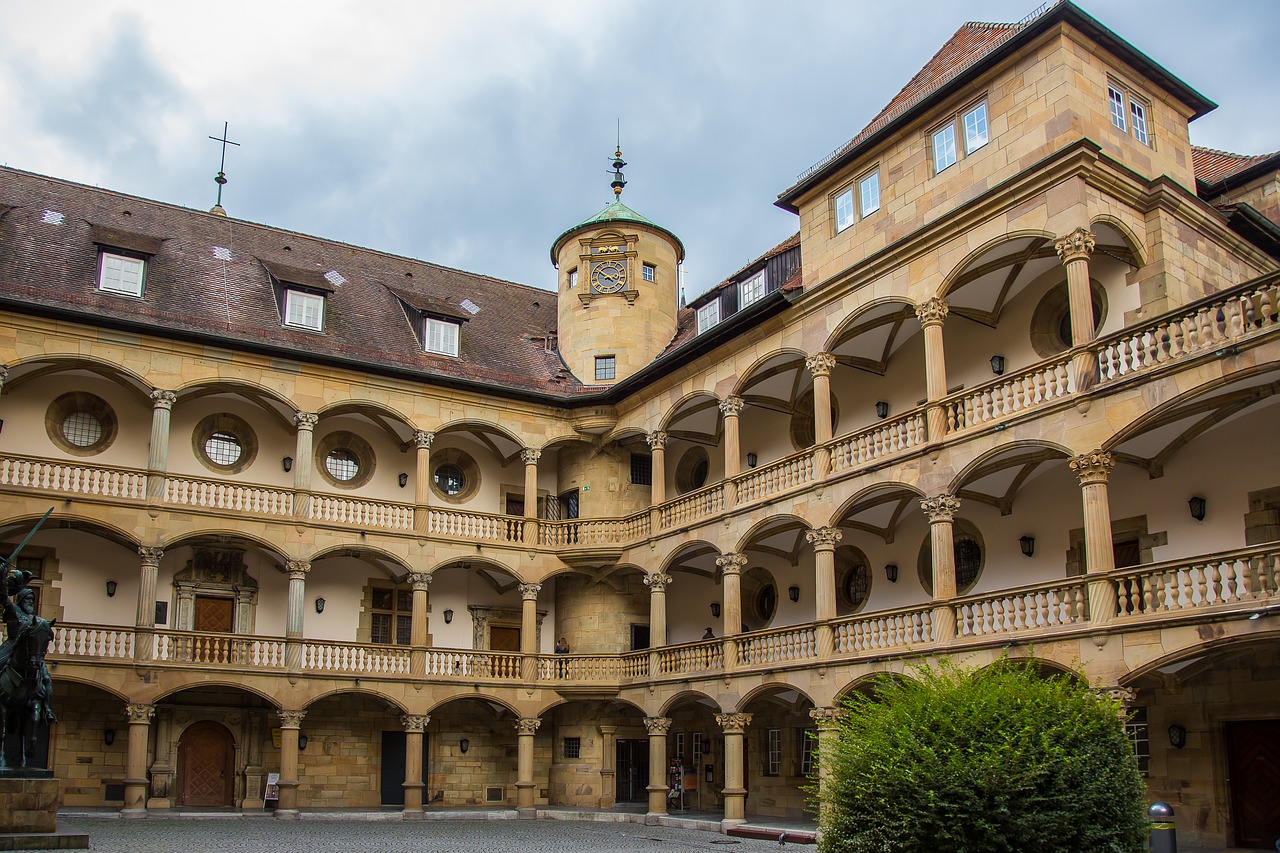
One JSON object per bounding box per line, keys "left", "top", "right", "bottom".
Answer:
{"left": 615, "top": 738, "right": 649, "bottom": 802}
{"left": 380, "top": 730, "right": 430, "bottom": 806}
{"left": 194, "top": 596, "right": 234, "bottom": 633}
{"left": 630, "top": 624, "right": 650, "bottom": 651}
{"left": 490, "top": 626, "right": 520, "bottom": 652}
{"left": 178, "top": 721, "right": 235, "bottom": 807}
{"left": 1226, "top": 719, "right": 1280, "bottom": 848}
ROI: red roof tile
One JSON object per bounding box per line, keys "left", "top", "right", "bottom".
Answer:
{"left": 1192, "top": 146, "right": 1280, "bottom": 185}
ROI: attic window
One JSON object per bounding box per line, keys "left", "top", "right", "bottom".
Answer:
{"left": 697, "top": 300, "right": 720, "bottom": 333}
{"left": 425, "top": 317, "right": 460, "bottom": 357}
{"left": 740, "top": 271, "right": 766, "bottom": 307}
{"left": 284, "top": 289, "right": 325, "bottom": 331}
{"left": 98, "top": 252, "right": 146, "bottom": 297}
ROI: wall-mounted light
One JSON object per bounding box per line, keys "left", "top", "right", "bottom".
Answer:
{"left": 1188, "top": 496, "right": 1206, "bottom": 521}
{"left": 990, "top": 355, "right": 1006, "bottom": 376}
{"left": 1019, "top": 536, "right": 1035, "bottom": 558}
{"left": 298, "top": 734, "right": 309, "bottom": 751}
{"left": 875, "top": 401, "right": 889, "bottom": 419}
{"left": 459, "top": 738, "right": 470, "bottom": 754}
{"left": 443, "top": 609, "right": 453, "bottom": 624}
{"left": 282, "top": 456, "right": 293, "bottom": 473}
{"left": 103, "top": 729, "right": 116, "bottom": 746}
{"left": 1167, "top": 724, "right": 1187, "bottom": 750}
{"left": 0, "top": 419, "right": 5, "bottom": 434}
{"left": 746, "top": 453, "right": 758, "bottom": 468}
{"left": 788, "top": 585, "right": 800, "bottom": 603}
{"left": 314, "top": 597, "right": 325, "bottom": 614}
{"left": 398, "top": 472, "right": 409, "bottom": 488}
{"left": 884, "top": 564, "right": 899, "bottom": 583}
{"left": 710, "top": 602, "right": 721, "bottom": 619}
{"left": 105, "top": 580, "right": 118, "bottom": 598}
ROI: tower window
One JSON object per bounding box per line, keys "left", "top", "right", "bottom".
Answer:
{"left": 567, "top": 267, "right": 578, "bottom": 289}
{"left": 595, "top": 355, "right": 616, "bottom": 381}
{"left": 642, "top": 263, "right": 656, "bottom": 282}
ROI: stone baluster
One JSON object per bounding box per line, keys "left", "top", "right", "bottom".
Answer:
{"left": 514, "top": 717, "right": 541, "bottom": 816}
{"left": 644, "top": 716, "right": 673, "bottom": 819}
{"left": 121, "top": 703, "right": 155, "bottom": 817}
{"left": 1055, "top": 228, "right": 1099, "bottom": 390}
{"left": 276, "top": 710, "right": 306, "bottom": 818}
{"left": 145, "top": 390, "right": 177, "bottom": 501}
{"left": 401, "top": 714, "right": 429, "bottom": 815}
{"left": 916, "top": 298, "right": 950, "bottom": 443}
{"left": 922, "top": 494, "right": 961, "bottom": 643}
{"left": 292, "top": 412, "right": 318, "bottom": 519}
{"left": 716, "top": 712, "right": 753, "bottom": 828}
{"left": 1070, "top": 450, "right": 1118, "bottom": 625}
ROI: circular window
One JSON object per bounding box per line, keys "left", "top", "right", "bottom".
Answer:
{"left": 918, "top": 519, "right": 985, "bottom": 596}
{"left": 315, "top": 430, "right": 375, "bottom": 489}
{"left": 740, "top": 566, "right": 778, "bottom": 630}
{"left": 836, "top": 545, "right": 872, "bottom": 613}
{"left": 46, "top": 392, "right": 117, "bottom": 456}
{"left": 1030, "top": 280, "right": 1107, "bottom": 358}
{"left": 430, "top": 447, "right": 480, "bottom": 503}
{"left": 675, "top": 446, "right": 710, "bottom": 494}
{"left": 193, "top": 413, "right": 258, "bottom": 473}
{"left": 790, "top": 389, "right": 840, "bottom": 450}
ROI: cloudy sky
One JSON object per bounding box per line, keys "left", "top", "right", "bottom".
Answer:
{"left": 1, "top": 1, "right": 1276, "bottom": 298}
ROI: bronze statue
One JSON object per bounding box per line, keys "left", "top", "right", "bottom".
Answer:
{"left": 0, "top": 510, "right": 57, "bottom": 769}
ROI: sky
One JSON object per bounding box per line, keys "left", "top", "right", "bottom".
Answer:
{"left": 1, "top": 1, "right": 1277, "bottom": 299}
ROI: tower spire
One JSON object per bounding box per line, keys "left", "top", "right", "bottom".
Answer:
{"left": 207, "top": 121, "right": 240, "bottom": 216}
{"left": 609, "top": 119, "right": 627, "bottom": 199}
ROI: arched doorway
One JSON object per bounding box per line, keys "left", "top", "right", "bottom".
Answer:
{"left": 178, "top": 721, "right": 235, "bottom": 806}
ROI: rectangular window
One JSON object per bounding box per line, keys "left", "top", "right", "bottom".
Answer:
{"left": 932, "top": 124, "right": 958, "bottom": 173}
{"left": 563, "top": 737, "right": 581, "bottom": 759}
{"left": 740, "top": 271, "right": 766, "bottom": 306}
{"left": 963, "top": 102, "right": 989, "bottom": 154}
{"left": 594, "top": 355, "right": 616, "bottom": 381}
{"left": 766, "top": 728, "right": 782, "bottom": 776}
{"left": 674, "top": 732, "right": 685, "bottom": 760}
{"left": 642, "top": 263, "right": 656, "bottom": 282}
{"left": 696, "top": 300, "right": 720, "bottom": 333}
{"left": 284, "top": 290, "right": 324, "bottom": 331}
{"left": 370, "top": 585, "right": 412, "bottom": 646}
{"left": 1125, "top": 707, "right": 1150, "bottom": 776}
{"left": 629, "top": 453, "right": 652, "bottom": 486}
{"left": 1108, "top": 85, "right": 1128, "bottom": 131}
{"left": 834, "top": 187, "right": 856, "bottom": 232}
{"left": 799, "top": 729, "right": 815, "bottom": 776}
{"left": 567, "top": 267, "right": 578, "bottom": 289}
{"left": 858, "top": 171, "right": 880, "bottom": 216}
{"left": 1129, "top": 99, "right": 1149, "bottom": 145}
{"left": 98, "top": 252, "right": 145, "bottom": 296}
{"left": 692, "top": 732, "right": 703, "bottom": 765}
{"left": 425, "top": 318, "right": 460, "bottom": 356}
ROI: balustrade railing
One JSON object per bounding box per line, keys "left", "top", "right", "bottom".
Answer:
{"left": 422, "top": 649, "right": 522, "bottom": 680}
{"left": 301, "top": 640, "right": 411, "bottom": 674}
{"left": 1112, "top": 545, "right": 1280, "bottom": 619}
{"left": 51, "top": 624, "right": 135, "bottom": 659}
{"left": 831, "top": 607, "right": 933, "bottom": 655}
{"left": 955, "top": 580, "right": 1088, "bottom": 638}
{"left": 0, "top": 454, "right": 146, "bottom": 500}
{"left": 655, "top": 640, "right": 724, "bottom": 675}
{"left": 166, "top": 476, "right": 293, "bottom": 517}
{"left": 737, "top": 624, "right": 818, "bottom": 665}
{"left": 424, "top": 507, "right": 524, "bottom": 542}
{"left": 535, "top": 653, "right": 636, "bottom": 681}
{"left": 828, "top": 412, "right": 927, "bottom": 473}
{"left": 735, "top": 451, "right": 814, "bottom": 505}
{"left": 539, "top": 511, "right": 650, "bottom": 547}
{"left": 310, "top": 495, "right": 413, "bottom": 530}
{"left": 944, "top": 357, "right": 1073, "bottom": 433}
{"left": 659, "top": 482, "right": 724, "bottom": 529}
{"left": 153, "top": 631, "right": 287, "bottom": 668}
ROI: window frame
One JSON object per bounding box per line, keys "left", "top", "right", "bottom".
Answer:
{"left": 424, "top": 317, "right": 460, "bottom": 357}
{"left": 765, "top": 728, "right": 782, "bottom": 776}
{"left": 594, "top": 355, "right": 616, "bottom": 382}
{"left": 799, "top": 728, "right": 815, "bottom": 776}
{"left": 696, "top": 299, "right": 720, "bottom": 333}
{"left": 858, "top": 169, "right": 881, "bottom": 217}
{"left": 369, "top": 584, "right": 413, "bottom": 646}
{"left": 834, "top": 186, "right": 856, "bottom": 232}
{"left": 642, "top": 262, "right": 656, "bottom": 283}
{"left": 567, "top": 267, "right": 578, "bottom": 289}
{"left": 739, "top": 271, "right": 766, "bottom": 307}
{"left": 97, "top": 250, "right": 147, "bottom": 297}
{"left": 1108, "top": 79, "right": 1153, "bottom": 147}
{"left": 284, "top": 288, "right": 326, "bottom": 331}
{"left": 962, "top": 101, "right": 989, "bottom": 154}
{"left": 931, "top": 122, "right": 958, "bottom": 173}
{"left": 930, "top": 98, "right": 990, "bottom": 175}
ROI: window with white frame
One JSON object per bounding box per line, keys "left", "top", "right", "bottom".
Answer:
{"left": 963, "top": 102, "right": 989, "bottom": 154}
{"left": 932, "top": 123, "right": 958, "bottom": 173}
{"left": 1108, "top": 81, "right": 1151, "bottom": 146}
{"left": 859, "top": 171, "right": 881, "bottom": 216}
{"left": 284, "top": 289, "right": 324, "bottom": 331}
{"left": 595, "top": 355, "right": 616, "bottom": 381}
{"left": 674, "top": 732, "right": 685, "bottom": 760}
{"left": 1108, "top": 85, "right": 1128, "bottom": 132}
{"left": 567, "top": 267, "right": 578, "bottom": 289}
{"left": 692, "top": 732, "right": 703, "bottom": 765}
{"left": 697, "top": 299, "right": 720, "bottom": 333}
{"left": 766, "top": 728, "right": 782, "bottom": 776}
{"left": 642, "top": 263, "right": 656, "bottom": 282}
{"left": 98, "top": 252, "right": 146, "bottom": 296}
{"left": 425, "top": 317, "right": 460, "bottom": 356}
{"left": 740, "top": 271, "right": 766, "bottom": 306}
{"left": 799, "top": 729, "right": 815, "bottom": 776}
{"left": 932, "top": 99, "right": 990, "bottom": 174}
{"left": 834, "top": 187, "right": 856, "bottom": 232}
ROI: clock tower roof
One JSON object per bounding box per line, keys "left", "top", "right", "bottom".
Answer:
{"left": 550, "top": 199, "right": 685, "bottom": 264}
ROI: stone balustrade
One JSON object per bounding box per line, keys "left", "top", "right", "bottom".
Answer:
{"left": 0, "top": 454, "right": 146, "bottom": 500}
{"left": 166, "top": 476, "right": 294, "bottom": 517}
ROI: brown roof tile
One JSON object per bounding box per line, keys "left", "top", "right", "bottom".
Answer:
{"left": 1192, "top": 145, "right": 1280, "bottom": 185}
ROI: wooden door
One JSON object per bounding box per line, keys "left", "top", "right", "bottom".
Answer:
{"left": 506, "top": 495, "right": 525, "bottom": 516}
{"left": 194, "top": 596, "right": 234, "bottom": 633}
{"left": 1226, "top": 720, "right": 1280, "bottom": 848}
{"left": 490, "top": 626, "right": 520, "bottom": 652}
{"left": 178, "top": 721, "right": 234, "bottom": 807}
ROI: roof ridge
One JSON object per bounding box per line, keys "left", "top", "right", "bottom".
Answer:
{"left": 1192, "top": 144, "right": 1278, "bottom": 160}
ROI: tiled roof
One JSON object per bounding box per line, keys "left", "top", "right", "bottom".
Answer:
{"left": 688, "top": 232, "right": 800, "bottom": 307}
{"left": 550, "top": 198, "right": 685, "bottom": 263}
{"left": 1192, "top": 146, "right": 1280, "bottom": 186}
{"left": 0, "top": 167, "right": 581, "bottom": 398}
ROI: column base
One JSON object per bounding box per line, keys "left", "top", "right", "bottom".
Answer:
{"left": 720, "top": 818, "right": 748, "bottom": 833}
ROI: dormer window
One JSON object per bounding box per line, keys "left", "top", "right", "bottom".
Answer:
{"left": 425, "top": 317, "right": 460, "bottom": 357}
{"left": 697, "top": 300, "right": 720, "bottom": 333}
{"left": 284, "top": 289, "right": 325, "bottom": 331}
{"left": 98, "top": 252, "right": 146, "bottom": 296}
{"left": 740, "top": 271, "right": 766, "bottom": 307}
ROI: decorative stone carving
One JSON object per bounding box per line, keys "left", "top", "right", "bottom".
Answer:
{"left": 412, "top": 430, "right": 434, "bottom": 449}
{"left": 642, "top": 573, "right": 673, "bottom": 592}
{"left": 718, "top": 396, "right": 745, "bottom": 418}
{"left": 285, "top": 560, "right": 311, "bottom": 580}
{"left": 1054, "top": 227, "right": 1096, "bottom": 264}
{"left": 401, "top": 714, "right": 429, "bottom": 733}
{"left": 805, "top": 527, "right": 843, "bottom": 550}
{"left": 294, "top": 412, "right": 318, "bottom": 430}
{"left": 645, "top": 431, "right": 668, "bottom": 450}
{"left": 520, "top": 448, "right": 542, "bottom": 466}
{"left": 1095, "top": 686, "right": 1138, "bottom": 708}
{"left": 915, "top": 297, "right": 949, "bottom": 327}
{"left": 715, "top": 712, "right": 753, "bottom": 734}
{"left": 1070, "top": 450, "right": 1115, "bottom": 486}
{"left": 149, "top": 389, "right": 177, "bottom": 410}
{"left": 809, "top": 706, "right": 843, "bottom": 728}
{"left": 643, "top": 716, "right": 672, "bottom": 735}
{"left": 805, "top": 352, "right": 836, "bottom": 378}
{"left": 172, "top": 547, "right": 258, "bottom": 633}
{"left": 921, "top": 494, "right": 961, "bottom": 523}
{"left": 124, "top": 703, "right": 155, "bottom": 724}
{"left": 518, "top": 583, "right": 542, "bottom": 601}
{"left": 716, "top": 553, "right": 748, "bottom": 576}
{"left": 277, "top": 710, "right": 306, "bottom": 729}
{"left": 138, "top": 547, "right": 164, "bottom": 567}
{"left": 408, "top": 572, "right": 433, "bottom": 592}
{"left": 514, "top": 717, "right": 541, "bottom": 736}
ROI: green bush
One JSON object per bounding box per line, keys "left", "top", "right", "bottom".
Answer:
{"left": 816, "top": 658, "right": 1147, "bottom": 853}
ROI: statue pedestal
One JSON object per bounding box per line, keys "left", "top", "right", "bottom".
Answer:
{"left": 0, "top": 771, "right": 88, "bottom": 850}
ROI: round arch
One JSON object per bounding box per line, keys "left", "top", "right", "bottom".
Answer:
{"left": 426, "top": 692, "right": 521, "bottom": 718}
{"left": 823, "top": 296, "right": 920, "bottom": 354}
{"left": 310, "top": 544, "right": 413, "bottom": 577}
{"left": 161, "top": 529, "right": 289, "bottom": 567}
{"left": 988, "top": 656, "right": 1087, "bottom": 684}
{"left": 732, "top": 347, "right": 810, "bottom": 398}
{"left": 937, "top": 230, "right": 1057, "bottom": 300}
{"left": 947, "top": 439, "right": 1075, "bottom": 495}
{"left": 660, "top": 390, "right": 723, "bottom": 431}
{"left": 426, "top": 554, "right": 521, "bottom": 580}
{"left": 47, "top": 673, "right": 132, "bottom": 703}
{"left": 536, "top": 695, "right": 647, "bottom": 719}
{"left": 152, "top": 679, "right": 281, "bottom": 708}
{"left": 734, "top": 512, "right": 814, "bottom": 555}
{"left": 829, "top": 481, "right": 925, "bottom": 529}
{"left": 0, "top": 512, "right": 141, "bottom": 552}
{"left": 658, "top": 540, "right": 722, "bottom": 576}
{"left": 1089, "top": 215, "right": 1148, "bottom": 268}
{"left": 659, "top": 689, "right": 724, "bottom": 717}
{"left": 1120, "top": 628, "right": 1280, "bottom": 686}
{"left": 302, "top": 686, "right": 408, "bottom": 715}
{"left": 318, "top": 398, "right": 416, "bottom": 428}
{"left": 4, "top": 354, "right": 152, "bottom": 404}
{"left": 736, "top": 681, "right": 817, "bottom": 713}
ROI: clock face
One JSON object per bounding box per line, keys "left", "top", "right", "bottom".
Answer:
{"left": 590, "top": 259, "right": 627, "bottom": 294}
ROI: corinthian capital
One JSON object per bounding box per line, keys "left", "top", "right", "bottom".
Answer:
{"left": 520, "top": 448, "right": 542, "bottom": 466}
{"left": 1069, "top": 450, "right": 1115, "bottom": 486}
{"left": 809, "top": 706, "right": 844, "bottom": 728}
{"left": 715, "top": 553, "right": 748, "bottom": 576}
{"left": 645, "top": 431, "right": 668, "bottom": 451}
{"left": 518, "top": 582, "right": 542, "bottom": 601}
{"left": 644, "top": 716, "right": 672, "bottom": 735}
{"left": 514, "top": 717, "right": 542, "bottom": 736}
{"left": 408, "top": 572, "right": 433, "bottom": 592}
{"left": 715, "top": 712, "right": 753, "bottom": 734}
{"left": 138, "top": 547, "right": 164, "bottom": 567}
{"left": 124, "top": 703, "right": 155, "bottom": 723}
{"left": 401, "top": 714, "right": 429, "bottom": 733}
{"left": 805, "top": 352, "right": 836, "bottom": 378}
{"left": 915, "top": 298, "right": 949, "bottom": 327}
{"left": 718, "top": 396, "right": 745, "bottom": 418}
{"left": 150, "top": 389, "right": 177, "bottom": 409}
{"left": 921, "top": 494, "right": 961, "bottom": 523}
{"left": 412, "top": 430, "right": 434, "bottom": 449}
{"left": 1054, "top": 227, "right": 1096, "bottom": 264}
{"left": 285, "top": 560, "right": 311, "bottom": 580}
{"left": 277, "top": 709, "right": 306, "bottom": 729}
{"left": 294, "top": 412, "right": 319, "bottom": 430}
{"left": 643, "top": 572, "right": 673, "bottom": 592}
{"left": 805, "top": 527, "right": 843, "bottom": 550}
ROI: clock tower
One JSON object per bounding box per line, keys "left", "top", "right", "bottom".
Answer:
{"left": 551, "top": 148, "right": 684, "bottom": 385}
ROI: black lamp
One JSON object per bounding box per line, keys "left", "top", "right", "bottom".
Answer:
{"left": 104, "top": 729, "right": 116, "bottom": 746}
{"left": 788, "top": 585, "right": 800, "bottom": 603}
{"left": 884, "top": 564, "right": 899, "bottom": 583}
{"left": 443, "top": 609, "right": 453, "bottom": 624}
{"left": 398, "top": 472, "right": 409, "bottom": 488}
{"left": 314, "top": 597, "right": 325, "bottom": 614}
{"left": 1188, "top": 496, "right": 1206, "bottom": 521}
{"left": 1019, "top": 536, "right": 1035, "bottom": 557}
{"left": 105, "top": 580, "right": 117, "bottom": 598}
{"left": 990, "top": 355, "right": 1006, "bottom": 375}
{"left": 1168, "top": 724, "right": 1187, "bottom": 749}
{"left": 459, "top": 738, "right": 470, "bottom": 754}
{"left": 298, "top": 734, "right": 309, "bottom": 751}
{"left": 875, "top": 401, "right": 889, "bottom": 419}
{"left": 283, "top": 456, "right": 293, "bottom": 472}
{"left": 710, "top": 602, "right": 721, "bottom": 618}
{"left": 746, "top": 453, "right": 758, "bottom": 468}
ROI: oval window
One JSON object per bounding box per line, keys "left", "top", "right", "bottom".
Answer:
{"left": 326, "top": 448, "right": 360, "bottom": 482}
{"left": 434, "top": 462, "right": 465, "bottom": 496}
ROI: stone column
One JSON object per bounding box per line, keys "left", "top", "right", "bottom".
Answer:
{"left": 284, "top": 560, "right": 310, "bottom": 671}
{"left": 916, "top": 298, "right": 950, "bottom": 443}
{"left": 1070, "top": 450, "right": 1118, "bottom": 625}
{"left": 514, "top": 717, "right": 541, "bottom": 816}
{"left": 805, "top": 527, "right": 842, "bottom": 659}
{"left": 292, "top": 412, "right": 318, "bottom": 519}
{"left": 1055, "top": 228, "right": 1099, "bottom": 390}
{"left": 520, "top": 448, "right": 541, "bottom": 545}
{"left": 809, "top": 707, "right": 843, "bottom": 840}
{"left": 402, "top": 714, "right": 429, "bottom": 816}
{"left": 412, "top": 430, "right": 434, "bottom": 531}
{"left": 643, "top": 572, "right": 672, "bottom": 674}
{"left": 134, "top": 547, "right": 163, "bottom": 662}
{"left": 716, "top": 552, "right": 747, "bottom": 640}
{"left": 922, "top": 494, "right": 961, "bottom": 644}
{"left": 644, "top": 716, "right": 672, "bottom": 820}
{"left": 145, "top": 389, "right": 177, "bottom": 501}
{"left": 121, "top": 703, "right": 155, "bottom": 817}
{"left": 276, "top": 710, "right": 305, "bottom": 818}
{"left": 716, "top": 712, "right": 752, "bottom": 827}
{"left": 719, "top": 396, "right": 745, "bottom": 478}
{"left": 408, "top": 572, "right": 432, "bottom": 675}
{"left": 519, "top": 582, "right": 541, "bottom": 680}
{"left": 806, "top": 352, "right": 837, "bottom": 443}
{"left": 646, "top": 431, "right": 668, "bottom": 509}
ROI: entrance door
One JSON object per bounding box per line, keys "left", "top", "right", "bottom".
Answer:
{"left": 194, "top": 596, "right": 234, "bottom": 632}
{"left": 380, "top": 731, "right": 430, "bottom": 806}
{"left": 1226, "top": 720, "right": 1280, "bottom": 848}
{"left": 630, "top": 624, "right": 650, "bottom": 651}
{"left": 178, "top": 721, "right": 234, "bottom": 807}
{"left": 490, "top": 626, "right": 520, "bottom": 652}
{"left": 615, "top": 738, "right": 650, "bottom": 802}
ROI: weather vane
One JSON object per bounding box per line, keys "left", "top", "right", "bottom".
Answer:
{"left": 609, "top": 119, "right": 626, "bottom": 199}
{"left": 207, "top": 122, "right": 240, "bottom": 216}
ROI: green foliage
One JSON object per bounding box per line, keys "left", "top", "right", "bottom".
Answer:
{"left": 816, "top": 658, "right": 1147, "bottom": 853}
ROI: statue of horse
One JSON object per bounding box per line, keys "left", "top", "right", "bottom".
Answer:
{"left": 0, "top": 615, "right": 56, "bottom": 769}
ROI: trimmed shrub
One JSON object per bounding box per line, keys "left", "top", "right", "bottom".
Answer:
{"left": 816, "top": 659, "right": 1147, "bottom": 852}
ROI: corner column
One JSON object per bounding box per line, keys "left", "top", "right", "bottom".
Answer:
{"left": 809, "top": 707, "right": 843, "bottom": 841}
{"left": 412, "top": 430, "right": 434, "bottom": 531}
{"left": 401, "top": 714, "right": 429, "bottom": 816}
{"left": 521, "top": 448, "right": 541, "bottom": 544}
{"left": 145, "top": 389, "right": 177, "bottom": 502}
{"left": 1070, "top": 450, "right": 1118, "bottom": 625}
{"left": 292, "top": 412, "right": 318, "bottom": 519}
{"left": 275, "top": 709, "right": 306, "bottom": 818}
{"left": 519, "top": 582, "right": 541, "bottom": 680}
{"left": 284, "top": 560, "right": 310, "bottom": 671}
{"left": 915, "top": 298, "right": 950, "bottom": 443}
{"left": 121, "top": 703, "right": 155, "bottom": 817}
{"left": 646, "top": 431, "right": 668, "bottom": 524}
{"left": 716, "top": 712, "right": 752, "bottom": 829}
{"left": 514, "top": 717, "right": 541, "bottom": 816}
{"left": 922, "top": 494, "right": 961, "bottom": 644}
{"left": 134, "top": 547, "right": 163, "bottom": 662}
{"left": 644, "top": 716, "right": 672, "bottom": 820}
{"left": 1055, "top": 228, "right": 1099, "bottom": 390}
{"left": 408, "top": 572, "right": 432, "bottom": 676}
{"left": 643, "top": 572, "right": 672, "bottom": 672}
{"left": 805, "top": 527, "right": 842, "bottom": 658}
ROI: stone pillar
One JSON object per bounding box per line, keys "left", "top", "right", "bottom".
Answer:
{"left": 514, "top": 717, "right": 541, "bottom": 816}
{"left": 810, "top": 707, "right": 843, "bottom": 840}
{"left": 643, "top": 572, "right": 672, "bottom": 673}
{"left": 134, "top": 547, "right": 163, "bottom": 662}
{"left": 646, "top": 430, "right": 668, "bottom": 507}
{"left": 716, "top": 553, "right": 747, "bottom": 638}
{"left": 519, "top": 582, "right": 541, "bottom": 680}
{"left": 805, "top": 352, "right": 837, "bottom": 443}
{"left": 121, "top": 703, "right": 155, "bottom": 817}
{"left": 409, "top": 572, "right": 432, "bottom": 676}
{"left": 145, "top": 389, "right": 177, "bottom": 501}
{"left": 805, "top": 527, "right": 842, "bottom": 659}
{"left": 644, "top": 716, "right": 672, "bottom": 820}
{"left": 922, "top": 494, "right": 961, "bottom": 644}
{"left": 276, "top": 710, "right": 305, "bottom": 818}
{"left": 412, "top": 430, "right": 434, "bottom": 531}
{"left": 916, "top": 298, "right": 950, "bottom": 443}
{"left": 520, "top": 449, "right": 541, "bottom": 519}
{"left": 284, "top": 560, "right": 310, "bottom": 671}
{"left": 719, "top": 396, "right": 745, "bottom": 478}
{"left": 1070, "top": 450, "right": 1118, "bottom": 625}
{"left": 598, "top": 725, "right": 618, "bottom": 809}
{"left": 292, "top": 412, "right": 318, "bottom": 519}
{"left": 1055, "top": 228, "right": 1099, "bottom": 390}
{"left": 716, "top": 712, "right": 752, "bottom": 827}
{"left": 402, "top": 714, "right": 428, "bottom": 815}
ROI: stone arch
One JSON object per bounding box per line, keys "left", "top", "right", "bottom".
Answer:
{"left": 987, "top": 656, "right": 1087, "bottom": 683}
{"left": 734, "top": 512, "right": 813, "bottom": 556}
{"left": 659, "top": 690, "right": 724, "bottom": 717}
{"left": 823, "top": 296, "right": 920, "bottom": 356}
{"left": 1089, "top": 215, "right": 1147, "bottom": 268}
{"left": 161, "top": 529, "right": 288, "bottom": 568}
{"left": 658, "top": 540, "right": 723, "bottom": 576}
{"left": 938, "top": 229, "right": 1058, "bottom": 300}
{"left": 537, "top": 695, "right": 647, "bottom": 719}
{"left": 732, "top": 347, "right": 810, "bottom": 399}
{"left": 834, "top": 669, "right": 918, "bottom": 704}
{"left": 1120, "top": 627, "right": 1280, "bottom": 686}
{"left": 310, "top": 543, "right": 413, "bottom": 578}
{"left": 736, "top": 681, "right": 817, "bottom": 712}
{"left": 426, "top": 554, "right": 520, "bottom": 581}
{"left": 48, "top": 673, "right": 132, "bottom": 704}
{"left": 426, "top": 692, "right": 521, "bottom": 718}
{"left": 0, "top": 511, "right": 141, "bottom": 552}
{"left": 660, "top": 390, "right": 722, "bottom": 432}
{"left": 4, "top": 354, "right": 152, "bottom": 404}
{"left": 302, "top": 686, "right": 408, "bottom": 715}
{"left": 947, "top": 439, "right": 1075, "bottom": 496}
{"left": 829, "top": 481, "right": 924, "bottom": 530}
{"left": 151, "top": 679, "right": 280, "bottom": 707}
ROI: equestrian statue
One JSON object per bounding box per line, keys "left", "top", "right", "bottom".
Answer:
{"left": 0, "top": 509, "right": 57, "bottom": 770}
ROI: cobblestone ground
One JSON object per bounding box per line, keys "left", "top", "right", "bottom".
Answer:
{"left": 48, "top": 818, "right": 790, "bottom": 852}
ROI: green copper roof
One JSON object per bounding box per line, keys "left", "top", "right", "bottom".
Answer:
{"left": 551, "top": 200, "right": 685, "bottom": 263}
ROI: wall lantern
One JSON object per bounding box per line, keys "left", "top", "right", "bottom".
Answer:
{"left": 710, "top": 602, "right": 721, "bottom": 619}
{"left": 1188, "top": 496, "right": 1206, "bottom": 521}
{"left": 282, "top": 456, "right": 293, "bottom": 473}
{"left": 787, "top": 585, "right": 800, "bottom": 603}
{"left": 459, "top": 738, "right": 470, "bottom": 754}
{"left": 875, "top": 401, "right": 889, "bottom": 419}
{"left": 884, "top": 564, "right": 899, "bottom": 583}
{"left": 298, "top": 734, "right": 309, "bottom": 751}
{"left": 314, "top": 597, "right": 325, "bottom": 614}
{"left": 1167, "top": 724, "right": 1187, "bottom": 750}
{"left": 103, "top": 729, "right": 116, "bottom": 746}
{"left": 398, "top": 472, "right": 409, "bottom": 488}
{"left": 1019, "top": 536, "right": 1035, "bottom": 558}
{"left": 443, "top": 609, "right": 454, "bottom": 624}
{"left": 746, "top": 453, "right": 758, "bottom": 468}
{"left": 105, "top": 580, "right": 118, "bottom": 598}
{"left": 990, "top": 355, "right": 1006, "bottom": 376}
